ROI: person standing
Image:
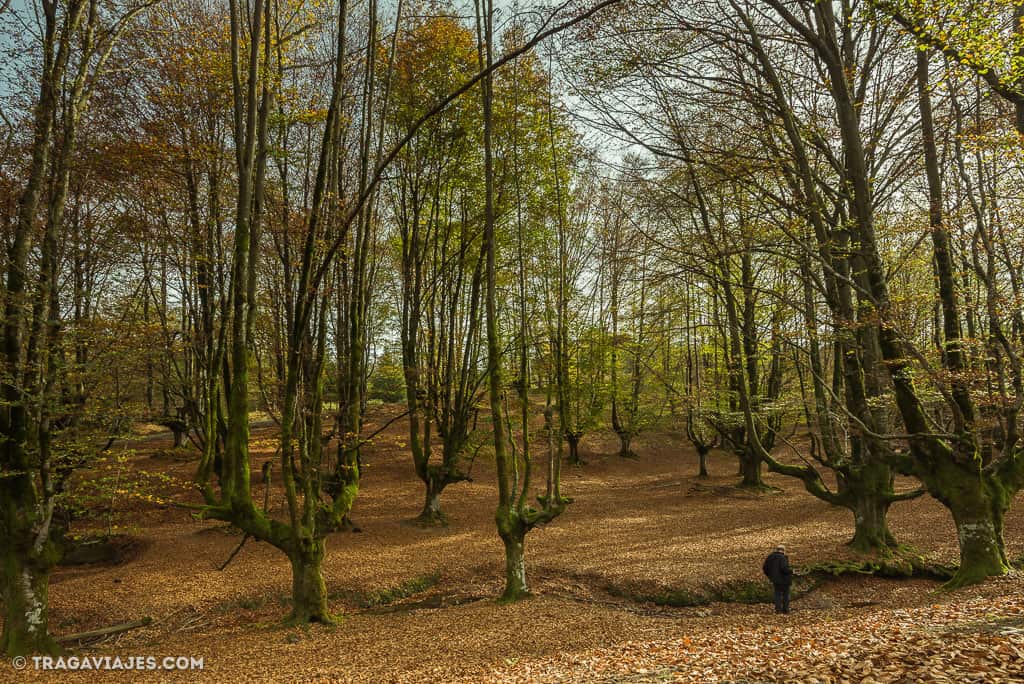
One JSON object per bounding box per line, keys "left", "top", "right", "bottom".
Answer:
{"left": 762, "top": 545, "right": 792, "bottom": 613}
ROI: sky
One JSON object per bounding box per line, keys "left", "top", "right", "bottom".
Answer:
{"left": 0, "top": 0, "right": 558, "bottom": 100}
{"left": 0, "top": 0, "right": 619, "bottom": 165}
{"left": 0, "top": 0, "right": 38, "bottom": 101}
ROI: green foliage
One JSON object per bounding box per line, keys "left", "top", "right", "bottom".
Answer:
{"left": 62, "top": 450, "right": 193, "bottom": 535}
{"left": 368, "top": 348, "right": 407, "bottom": 404}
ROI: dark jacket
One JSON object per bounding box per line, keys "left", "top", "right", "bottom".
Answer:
{"left": 763, "top": 551, "right": 792, "bottom": 586}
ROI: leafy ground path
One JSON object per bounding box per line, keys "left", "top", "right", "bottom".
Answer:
{"left": 12, "top": 413, "right": 1024, "bottom": 682}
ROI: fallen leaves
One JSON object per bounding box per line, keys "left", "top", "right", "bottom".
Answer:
{"left": 478, "top": 593, "right": 1024, "bottom": 683}
{"left": 26, "top": 420, "right": 1024, "bottom": 683}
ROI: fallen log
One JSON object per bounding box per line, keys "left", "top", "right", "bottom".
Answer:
{"left": 58, "top": 617, "right": 153, "bottom": 644}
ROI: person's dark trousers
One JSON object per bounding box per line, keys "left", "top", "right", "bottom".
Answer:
{"left": 773, "top": 583, "right": 790, "bottom": 613}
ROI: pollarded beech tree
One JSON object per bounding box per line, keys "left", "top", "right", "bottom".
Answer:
{"left": 386, "top": 7, "right": 483, "bottom": 525}
{"left": 727, "top": 0, "right": 1024, "bottom": 585}
{"left": 474, "top": 0, "right": 623, "bottom": 601}
{"left": 569, "top": 0, "right": 929, "bottom": 553}
{"left": 868, "top": 0, "right": 1024, "bottom": 586}
{"left": 719, "top": 0, "right": 928, "bottom": 551}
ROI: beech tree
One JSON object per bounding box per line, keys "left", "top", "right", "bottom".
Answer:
{"left": 570, "top": 0, "right": 932, "bottom": 552}
{"left": 0, "top": 0, "right": 158, "bottom": 656}
{"left": 386, "top": 7, "right": 483, "bottom": 524}
{"left": 864, "top": 0, "right": 1024, "bottom": 583}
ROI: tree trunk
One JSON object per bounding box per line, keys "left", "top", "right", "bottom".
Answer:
{"left": 567, "top": 434, "right": 582, "bottom": 465}
{"left": 288, "top": 540, "right": 332, "bottom": 623}
{"left": 849, "top": 493, "right": 896, "bottom": 553}
{"left": 739, "top": 449, "right": 762, "bottom": 487}
{"left": 697, "top": 446, "right": 709, "bottom": 479}
{"left": 1, "top": 553, "right": 60, "bottom": 656}
{"left": 416, "top": 478, "right": 447, "bottom": 525}
{"left": 498, "top": 525, "right": 528, "bottom": 602}
{"left": 617, "top": 430, "right": 635, "bottom": 458}
{"left": 946, "top": 489, "right": 1010, "bottom": 588}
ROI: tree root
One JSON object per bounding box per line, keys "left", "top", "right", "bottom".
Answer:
{"left": 605, "top": 575, "right": 822, "bottom": 608}
{"left": 801, "top": 551, "right": 956, "bottom": 581}
{"left": 605, "top": 550, "right": 955, "bottom": 609}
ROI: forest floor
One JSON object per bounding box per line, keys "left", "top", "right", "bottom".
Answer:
{"left": 11, "top": 405, "right": 1024, "bottom": 682}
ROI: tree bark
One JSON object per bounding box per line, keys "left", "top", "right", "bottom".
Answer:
{"left": 849, "top": 494, "right": 896, "bottom": 553}
{"left": 697, "top": 446, "right": 709, "bottom": 479}
{"left": 416, "top": 477, "right": 447, "bottom": 525}
{"left": 738, "top": 448, "right": 763, "bottom": 488}
{"left": 938, "top": 469, "right": 1011, "bottom": 587}
{"left": 498, "top": 521, "right": 529, "bottom": 602}
{"left": 950, "top": 509, "right": 1009, "bottom": 588}
{"left": 1, "top": 552, "right": 59, "bottom": 656}
{"left": 288, "top": 540, "right": 332, "bottom": 623}
{"left": 616, "top": 430, "right": 635, "bottom": 459}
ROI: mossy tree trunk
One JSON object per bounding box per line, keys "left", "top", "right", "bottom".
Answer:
{"left": 839, "top": 460, "right": 901, "bottom": 553}
{"left": 1, "top": 552, "right": 60, "bottom": 657}
{"left": 922, "top": 461, "right": 1012, "bottom": 587}
{"left": 288, "top": 539, "right": 331, "bottom": 623}
{"left": 849, "top": 490, "right": 897, "bottom": 553}
{"left": 416, "top": 473, "right": 447, "bottom": 525}
{"left": 497, "top": 514, "right": 529, "bottom": 602}
{"left": 949, "top": 507, "right": 1008, "bottom": 588}
{"left": 738, "top": 448, "right": 763, "bottom": 488}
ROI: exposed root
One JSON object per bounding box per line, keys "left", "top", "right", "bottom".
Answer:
{"left": 802, "top": 550, "right": 956, "bottom": 582}
{"left": 605, "top": 576, "right": 822, "bottom": 608}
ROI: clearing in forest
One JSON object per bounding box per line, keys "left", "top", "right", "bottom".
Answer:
{"left": 25, "top": 412, "right": 1024, "bottom": 682}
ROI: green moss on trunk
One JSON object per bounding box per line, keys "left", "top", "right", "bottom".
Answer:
{"left": 738, "top": 449, "right": 763, "bottom": 488}
{"left": 946, "top": 515, "right": 1009, "bottom": 589}
{"left": 288, "top": 539, "right": 334, "bottom": 624}
{"left": 849, "top": 493, "right": 897, "bottom": 554}
{"left": 1, "top": 553, "right": 61, "bottom": 656}
{"left": 498, "top": 525, "right": 529, "bottom": 603}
